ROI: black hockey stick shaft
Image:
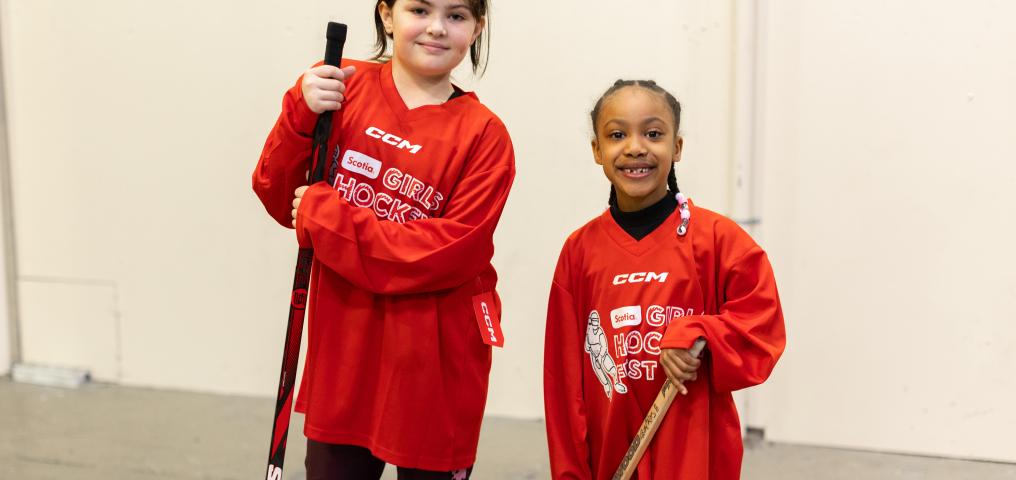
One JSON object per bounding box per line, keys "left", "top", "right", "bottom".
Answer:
{"left": 265, "top": 21, "right": 347, "bottom": 480}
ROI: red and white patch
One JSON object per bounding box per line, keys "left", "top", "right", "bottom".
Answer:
{"left": 472, "top": 292, "right": 504, "bottom": 348}
{"left": 341, "top": 149, "right": 382, "bottom": 179}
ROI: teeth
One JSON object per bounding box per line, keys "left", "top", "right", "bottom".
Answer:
{"left": 623, "top": 167, "right": 651, "bottom": 174}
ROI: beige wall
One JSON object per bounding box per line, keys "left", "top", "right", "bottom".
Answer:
{"left": 7, "top": 0, "right": 1013, "bottom": 464}
{"left": 0, "top": 0, "right": 379, "bottom": 389}
{"left": 0, "top": 0, "right": 737, "bottom": 414}
{"left": 0, "top": 15, "right": 11, "bottom": 375}
{"left": 468, "top": 0, "right": 738, "bottom": 419}
{"left": 0, "top": 267, "right": 8, "bottom": 373}
{"left": 753, "top": 0, "right": 1016, "bottom": 463}
{"left": 0, "top": 193, "right": 9, "bottom": 375}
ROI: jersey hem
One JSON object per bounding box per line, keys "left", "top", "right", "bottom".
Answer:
{"left": 303, "top": 424, "right": 477, "bottom": 472}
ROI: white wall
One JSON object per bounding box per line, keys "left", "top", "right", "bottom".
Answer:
{"left": 753, "top": 0, "right": 1016, "bottom": 463}
{"left": 0, "top": 171, "right": 11, "bottom": 376}
{"left": 0, "top": 18, "right": 11, "bottom": 375}
{"left": 0, "top": 0, "right": 380, "bottom": 389}
{"left": 0, "top": 173, "right": 10, "bottom": 376}
{"left": 467, "top": 0, "right": 738, "bottom": 419}
{"left": 0, "top": 0, "right": 738, "bottom": 417}
{"left": 0, "top": 250, "right": 8, "bottom": 374}
{"left": 6, "top": 0, "right": 1015, "bottom": 465}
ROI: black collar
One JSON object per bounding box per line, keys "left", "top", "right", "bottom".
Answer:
{"left": 609, "top": 193, "right": 678, "bottom": 241}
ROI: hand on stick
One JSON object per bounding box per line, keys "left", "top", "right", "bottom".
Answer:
{"left": 660, "top": 347, "right": 701, "bottom": 395}
{"left": 291, "top": 185, "right": 309, "bottom": 227}
{"left": 301, "top": 65, "right": 357, "bottom": 113}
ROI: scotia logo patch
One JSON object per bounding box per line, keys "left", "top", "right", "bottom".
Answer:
{"left": 610, "top": 306, "right": 643, "bottom": 329}
{"left": 341, "top": 149, "right": 382, "bottom": 179}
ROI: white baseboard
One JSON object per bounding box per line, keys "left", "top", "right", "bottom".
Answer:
{"left": 11, "top": 363, "right": 90, "bottom": 388}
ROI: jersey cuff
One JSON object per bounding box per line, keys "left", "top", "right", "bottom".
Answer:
{"left": 288, "top": 80, "right": 320, "bottom": 136}
{"left": 661, "top": 317, "right": 707, "bottom": 350}
{"left": 295, "top": 183, "right": 331, "bottom": 248}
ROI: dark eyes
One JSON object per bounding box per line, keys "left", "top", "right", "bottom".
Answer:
{"left": 409, "top": 7, "right": 468, "bottom": 21}
{"left": 607, "top": 130, "right": 665, "bottom": 140}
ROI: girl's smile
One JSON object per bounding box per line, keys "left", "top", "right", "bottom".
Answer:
{"left": 592, "top": 88, "right": 683, "bottom": 212}
{"left": 617, "top": 164, "right": 657, "bottom": 179}
{"left": 417, "top": 40, "right": 451, "bottom": 55}
{"left": 381, "top": 0, "right": 484, "bottom": 79}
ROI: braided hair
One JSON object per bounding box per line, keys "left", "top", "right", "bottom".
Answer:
{"left": 591, "top": 80, "right": 682, "bottom": 205}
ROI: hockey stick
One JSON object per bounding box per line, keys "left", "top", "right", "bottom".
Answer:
{"left": 612, "top": 337, "right": 707, "bottom": 480}
{"left": 264, "top": 22, "right": 347, "bottom": 480}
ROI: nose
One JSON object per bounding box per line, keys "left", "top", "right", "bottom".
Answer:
{"left": 623, "top": 136, "right": 647, "bottom": 157}
{"left": 427, "top": 17, "right": 447, "bottom": 37}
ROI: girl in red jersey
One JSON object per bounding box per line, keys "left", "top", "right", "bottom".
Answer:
{"left": 543, "top": 80, "right": 786, "bottom": 479}
{"left": 253, "top": 1, "right": 513, "bottom": 478}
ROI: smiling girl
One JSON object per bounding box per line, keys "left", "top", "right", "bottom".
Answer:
{"left": 543, "top": 80, "right": 786, "bottom": 479}
{"left": 252, "top": 1, "right": 513, "bottom": 478}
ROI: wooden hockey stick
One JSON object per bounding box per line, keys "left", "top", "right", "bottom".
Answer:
{"left": 612, "top": 337, "right": 707, "bottom": 480}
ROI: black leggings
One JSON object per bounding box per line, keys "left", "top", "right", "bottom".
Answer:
{"left": 305, "top": 440, "right": 473, "bottom": 480}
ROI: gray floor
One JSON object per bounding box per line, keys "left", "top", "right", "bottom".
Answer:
{"left": 2, "top": 379, "right": 1015, "bottom": 479}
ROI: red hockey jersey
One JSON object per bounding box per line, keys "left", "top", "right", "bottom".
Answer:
{"left": 544, "top": 203, "right": 785, "bottom": 479}
{"left": 253, "top": 59, "right": 515, "bottom": 471}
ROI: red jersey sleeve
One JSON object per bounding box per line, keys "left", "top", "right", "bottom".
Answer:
{"left": 252, "top": 73, "right": 320, "bottom": 227}
{"left": 543, "top": 246, "right": 594, "bottom": 480}
{"left": 293, "top": 120, "right": 515, "bottom": 295}
{"left": 661, "top": 240, "right": 786, "bottom": 393}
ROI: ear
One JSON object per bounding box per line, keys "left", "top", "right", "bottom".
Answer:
{"left": 673, "top": 134, "right": 684, "bottom": 163}
{"left": 472, "top": 15, "right": 486, "bottom": 44}
{"left": 591, "top": 138, "right": 604, "bottom": 166}
{"left": 379, "top": 2, "right": 394, "bottom": 35}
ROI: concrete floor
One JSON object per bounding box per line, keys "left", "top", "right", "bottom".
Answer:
{"left": 2, "top": 379, "right": 1015, "bottom": 479}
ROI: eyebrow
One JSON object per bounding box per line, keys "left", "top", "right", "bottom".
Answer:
{"left": 416, "top": 0, "right": 470, "bottom": 10}
{"left": 641, "top": 116, "right": 669, "bottom": 125}
{"left": 603, "top": 117, "right": 669, "bottom": 127}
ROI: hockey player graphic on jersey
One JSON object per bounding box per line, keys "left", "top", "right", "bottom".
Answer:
{"left": 584, "top": 310, "right": 627, "bottom": 398}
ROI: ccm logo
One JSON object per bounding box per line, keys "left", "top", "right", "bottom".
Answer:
{"left": 267, "top": 465, "right": 282, "bottom": 480}
{"left": 366, "top": 126, "right": 422, "bottom": 154}
{"left": 613, "top": 272, "right": 669, "bottom": 285}
{"left": 480, "top": 301, "right": 497, "bottom": 343}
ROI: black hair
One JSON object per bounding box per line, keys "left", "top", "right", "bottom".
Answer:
{"left": 372, "top": 0, "right": 491, "bottom": 75}
{"left": 591, "top": 79, "right": 682, "bottom": 205}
